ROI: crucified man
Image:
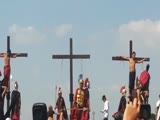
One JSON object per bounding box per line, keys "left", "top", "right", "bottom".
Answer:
{"left": 0, "top": 52, "right": 21, "bottom": 87}
{"left": 120, "top": 51, "right": 146, "bottom": 98}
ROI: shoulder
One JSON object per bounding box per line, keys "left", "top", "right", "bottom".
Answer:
{"left": 156, "top": 100, "right": 160, "bottom": 107}
{"left": 105, "top": 100, "right": 109, "bottom": 104}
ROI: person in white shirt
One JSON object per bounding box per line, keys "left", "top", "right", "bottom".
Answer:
{"left": 156, "top": 94, "right": 160, "bottom": 120}
{"left": 101, "top": 95, "right": 109, "bottom": 120}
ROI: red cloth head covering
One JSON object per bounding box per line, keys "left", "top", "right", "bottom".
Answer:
{"left": 120, "top": 86, "right": 126, "bottom": 93}
{"left": 84, "top": 78, "right": 89, "bottom": 87}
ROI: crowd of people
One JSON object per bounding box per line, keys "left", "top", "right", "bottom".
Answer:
{"left": 0, "top": 50, "right": 159, "bottom": 120}
{"left": 45, "top": 76, "right": 90, "bottom": 120}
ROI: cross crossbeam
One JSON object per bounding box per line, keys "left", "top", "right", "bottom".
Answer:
{"left": 112, "top": 40, "right": 150, "bottom": 61}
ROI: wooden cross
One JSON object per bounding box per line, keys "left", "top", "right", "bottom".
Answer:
{"left": 52, "top": 38, "right": 90, "bottom": 119}
{"left": 0, "top": 36, "right": 28, "bottom": 110}
{"left": 112, "top": 40, "right": 150, "bottom": 61}
{"left": 112, "top": 40, "right": 150, "bottom": 99}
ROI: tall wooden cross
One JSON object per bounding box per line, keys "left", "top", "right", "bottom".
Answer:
{"left": 112, "top": 40, "right": 150, "bottom": 99}
{"left": 0, "top": 36, "right": 28, "bottom": 110}
{"left": 52, "top": 38, "right": 90, "bottom": 119}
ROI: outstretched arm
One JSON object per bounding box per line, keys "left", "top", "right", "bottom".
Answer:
{"left": 11, "top": 53, "right": 22, "bottom": 58}
{"left": 120, "top": 56, "right": 130, "bottom": 60}
{"left": 0, "top": 53, "right": 5, "bottom": 57}
{"left": 136, "top": 58, "right": 145, "bottom": 63}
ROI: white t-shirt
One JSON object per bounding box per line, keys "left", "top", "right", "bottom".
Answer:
{"left": 102, "top": 100, "right": 109, "bottom": 118}
{"left": 156, "top": 99, "right": 160, "bottom": 120}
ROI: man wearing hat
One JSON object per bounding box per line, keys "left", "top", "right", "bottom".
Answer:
{"left": 101, "top": 95, "right": 109, "bottom": 120}
{"left": 72, "top": 78, "right": 86, "bottom": 120}
{"left": 112, "top": 86, "right": 127, "bottom": 120}
{"left": 118, "top": 86, "right": 127, "bottom": 113}
{"left": 4, "top": 81, "right": 21, "bottom": 120}
{"left": 55, "top": 87, "right": 68, "bottom": 120}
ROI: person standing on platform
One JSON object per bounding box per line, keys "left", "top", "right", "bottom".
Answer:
{"left": 120, "top": 52, "right": 145, "bottom": 100}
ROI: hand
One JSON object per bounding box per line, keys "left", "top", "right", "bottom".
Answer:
{"left": 123, "top": 90, "right": 141, "bottom": 120}
{"left": 143, "top": 58, "right": 147, "bottom": 61}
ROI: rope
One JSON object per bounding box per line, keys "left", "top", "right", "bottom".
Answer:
{"left": 60, "top": 59, "right": 64, "bottom": 82}
{"left": 81, "top": 59, "right": 83, "bottom": 74}
{"left": 119, "top": 61, "right": 126, "bottom": 68}
{"left": 141, "top": 62, "right": 144, "bottom": 70}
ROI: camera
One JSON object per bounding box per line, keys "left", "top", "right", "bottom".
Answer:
{"left": 139, "top": 104, "right": 151, "bottom": 120}
{"left": 132, "top": 88, "right": 151, "bottom": 120}
{"left": 32, "top": 102, "right": 47, "bottom": 120}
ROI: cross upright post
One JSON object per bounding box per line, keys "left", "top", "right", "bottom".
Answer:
{"left": 0, "top": 36, "right": 28, "bottom": 111}
{"left": 52, "top": 38, "right": 90, "bottom": 119}
{"left": 112, "top": 40, "right": 150, "bottom": 100}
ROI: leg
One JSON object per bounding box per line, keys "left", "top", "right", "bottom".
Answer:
{"left": 129, "top": 72, "right": 136, "bottom": 101}
{"left": 0, "top": 101, "right": 4, "bottom": 120}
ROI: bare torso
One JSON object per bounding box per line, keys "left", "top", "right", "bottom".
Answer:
{"left": 4, "top": 54, "right": 10, "bottom": 66}
{"left": 129, "top": 58, "right": 136, "bottom": 72}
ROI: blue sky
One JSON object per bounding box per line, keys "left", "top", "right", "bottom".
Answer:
{"left": 1, "top": 1, "right": 160, "bottom": 120}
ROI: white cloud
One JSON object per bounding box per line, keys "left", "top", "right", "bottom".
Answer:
{"left": 118, "top": 19, "right": 160, "bottom": 55}
{"left": 54, "top": 24, "right": 72, "bottom": 38}
{"left": 9, "top": 24, "right": 46, "bottom": 45}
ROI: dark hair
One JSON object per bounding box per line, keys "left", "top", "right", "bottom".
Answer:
{"left": 102, "top": 95, "right": 106, "bottom": 100}
{"left": 132, "top": 51, "right": 136, "bottom": 55}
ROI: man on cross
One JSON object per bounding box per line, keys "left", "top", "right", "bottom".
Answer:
{"left": 120, "top": 51, "right": 146, "bottom": 98}
{"left": 0, "top": 51, "right": 21, "bottom": 87}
